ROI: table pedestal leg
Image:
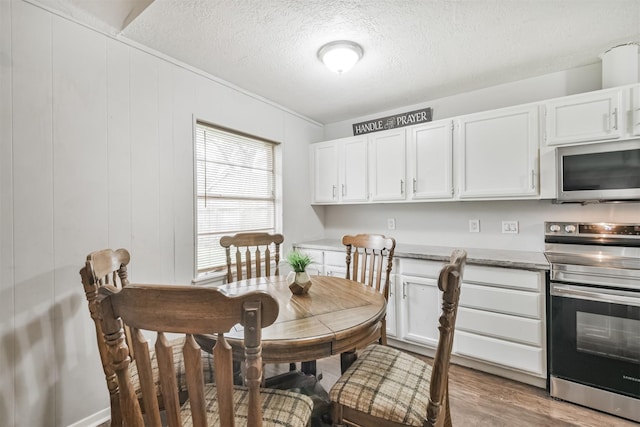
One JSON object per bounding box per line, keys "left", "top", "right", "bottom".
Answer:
{"left": 233, "top": 360, "right": 243, "bottom": 385}
{"left": 301, "top": 361, "right": 317, "bottom": 376}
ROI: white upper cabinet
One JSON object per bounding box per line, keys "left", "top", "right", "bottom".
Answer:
{"left": 341, "top": 136, "right": 369, "bottom": 202}
{"left": 407, "top": 120, "right": 454, "bottom": 200}
{"left": 456, "top": 105, "right": 539, "bottom": 199}
{"left": 544, "top": 87, "right": 623, "bottom": 145}
{"left": 633, "top": 85, "right": 640, "bottom": 136}
{"left": 310, "top": 136, "right": 368, "bottom": 204}
{"left": 311, "top": 141, "right": 339, "bottom": 203}
{"left": 369, "top": 128, "right": 407, "bottom": 201}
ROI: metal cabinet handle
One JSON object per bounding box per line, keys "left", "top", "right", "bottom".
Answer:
{"left": 531, "top": 169, "right": 535, "bottom": 190}
{"left": 342, "top": 184, "right": 345, "bottom": 197}
{"left": 612, "top": 108, "right": 618, "bottom": 130}
{"left": 332, "top": 185, "right": 336, "bottom": 199}
{"left": 412, "top": 178, "right": 417, "bottom": 194}
{"left": 551, "top": 283, "right": 640, "bottom": 307}
{"left": 402, "top": 282, "right": 407, "bottom": 299}
{"left": 400, "top": 179, "right": 404, "bottom": 195}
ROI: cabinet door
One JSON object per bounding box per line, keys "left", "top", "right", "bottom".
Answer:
{"left": 341, "top": 136, "right": 369, "bottom": 202}
{"left": 399, "top": 276, "right": 440, "bottom": 347}
{"left": 300, "top": 249, "right": 324, "bottom": 276}
{"left": 369, "top": 129, "right": 407, "bottom": 201}
{"left": 544, "top": 88, "right": 623, "bottom": 145}
{"left": 311, "top": 141, "right": 339, "bottom": 203}
{"left": 408, "top": 120, "right": 453, "bottom": 200}
{"left": 386, "top": 275, "right": 398, "bottom": 338}
{"left": 457, "top": 105, "right": 538, "bottom": 199}
{"left": 633, "top": 86, "right": 640, "bottom": 136}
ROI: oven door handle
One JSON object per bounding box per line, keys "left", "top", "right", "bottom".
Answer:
{"left": 551, "top": 283, "right": 640, "bottom": 307}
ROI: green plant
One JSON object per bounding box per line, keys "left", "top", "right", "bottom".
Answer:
{"left": 286, "top": 250, "right": 313, "bottom": 273}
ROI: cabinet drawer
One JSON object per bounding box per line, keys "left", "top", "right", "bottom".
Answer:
{"left": 454, "top": 331, "right": 544, "bottom": 376}
{"left": 460, "top": 283, "right": 541, "bottom": 319}
{"left": 400, "top": 258, "right": 444, "bottom": 277}
{"left": 464, "top": 265, "right": 541, "bottom": 291}
{"left": 457, "top": 307, "right": 543, "bottom": 346}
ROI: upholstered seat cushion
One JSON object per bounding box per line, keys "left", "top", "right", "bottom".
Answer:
{"left": 329, "top": 344, "right": 432, "bottom": 426}
{"left": 181, "top": 384, "right": 314, "bottom": 427}
{"left": 129, "top": 337, "right": 215, "bottom": 398}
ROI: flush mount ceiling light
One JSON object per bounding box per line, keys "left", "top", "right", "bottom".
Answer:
{"left": 318, "top": 40, "right": 364, "bottom": 74}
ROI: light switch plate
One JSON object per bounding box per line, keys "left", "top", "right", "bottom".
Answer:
{"left": 387, "top": 218, "right": 396, "bottom": 230}
{"left": 469, "top": 219, "right": 480, "bottom": 233}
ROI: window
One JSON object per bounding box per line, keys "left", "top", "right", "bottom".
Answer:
{"left": 195, "top": 122, "right": 277, "bottom": 276}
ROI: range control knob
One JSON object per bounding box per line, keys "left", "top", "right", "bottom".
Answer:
{"left": 549, "top": 224, "right": 561, "bottom": 232}
{"left": 565, "top": 224, "right": 577, "bottom": 233}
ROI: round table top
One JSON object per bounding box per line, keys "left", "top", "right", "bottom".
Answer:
{"left": 197, "top": 275, "right": 387, "bottom": 364}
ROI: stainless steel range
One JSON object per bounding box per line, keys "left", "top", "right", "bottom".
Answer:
{"left": 544, "top": 222, "right": 640, "bottom": 422}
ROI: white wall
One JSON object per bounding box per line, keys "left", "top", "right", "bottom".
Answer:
{"left": 320, "top": 63, "right": 639, "bottom": 253}
{"left": 0, "top": 1, "right": 323, "bottom": 425}
{"left": 323, "top": 63, "right": 603, "bottom": 139}
{"left": 321, "top": 200, "right": 640, "bottom": 252}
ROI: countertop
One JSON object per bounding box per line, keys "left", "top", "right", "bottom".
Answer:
{"left": 294, "top": 239, "right": 549, "bottom": 271}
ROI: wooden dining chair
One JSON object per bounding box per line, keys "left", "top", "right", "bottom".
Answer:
{"left": 97, "top": 283, "right": 314, "bottom": 427}
{"left": 342, "top": 233, "right": 396, "bottom": 345}
{"left": 219, "top": 232, "right": 302, "bottom": 374}
{"left": 220, "top": 232, "right": 284, "bottom": 283}
{"left": 80, "top": 248, "right": 214, "bottom": 426}
{"left": 329, "top": 249, "right": 467, "bottom": 427}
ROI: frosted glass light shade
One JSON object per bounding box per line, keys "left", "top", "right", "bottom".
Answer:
{"left": 318, "top": 41, "right": 363, "bottom": 74}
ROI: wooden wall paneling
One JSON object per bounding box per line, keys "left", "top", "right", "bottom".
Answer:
{"left": 10, "top": 2, "right": 55, "bottom": 424}
{"left": 0, "top": 0, "right": 15, "bottom": 424}
{"left": 171, "top": 67, "right": 197, "bottom": 283}
{"left": 158, "top": 61, "right": 175, "bottom": 283}
{"left": 106, "top": 38, "right": 132, "bottom": 254}
{"left": 281, "top": 114, "right": 325, "bottom": 244}
{"left": 51, "top": 16, "right": 110, "bottom": 425}
{"left": 130, "top": 49, "right": 161, "bottom": 282}
{"left": 193, "top": 74, "right": 284, "bottom": 143}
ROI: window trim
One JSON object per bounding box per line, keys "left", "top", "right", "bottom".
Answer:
{"left": 192, "top": 118, "right": 282, "bottom": 280}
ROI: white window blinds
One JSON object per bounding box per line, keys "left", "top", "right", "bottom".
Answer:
{"left": 195, "top": 122, "right": 276, "bottom": 274}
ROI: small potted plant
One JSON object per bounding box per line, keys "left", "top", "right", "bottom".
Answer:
{"left": 286, "top": 250, "right": 313, "bottom": 295}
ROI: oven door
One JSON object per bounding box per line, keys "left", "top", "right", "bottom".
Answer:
{"left": 550, "top": 282, "right": 640, "bottom": 399}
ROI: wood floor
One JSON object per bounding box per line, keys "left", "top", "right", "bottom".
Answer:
{"left": 304, "top": 352, "right": 639, "bottom": 427}
{"left": 99, "top": 350, "right": 638, "bottom": 426}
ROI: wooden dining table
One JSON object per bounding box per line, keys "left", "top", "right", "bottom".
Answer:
{"left": 194, "top": 274, "right": 387, "bottom": 374}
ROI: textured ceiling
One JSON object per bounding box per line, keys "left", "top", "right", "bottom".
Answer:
{"left": 36, "top": 0, "right": 640, "bottom": 124}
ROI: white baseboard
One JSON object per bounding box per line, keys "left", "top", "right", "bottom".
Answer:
{"left": 66, "top": 407, "right": 110, "bottom": 427}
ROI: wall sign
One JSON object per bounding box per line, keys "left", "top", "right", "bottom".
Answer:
{"left": 352, "top": 107, "right": 432, "bottom": 135}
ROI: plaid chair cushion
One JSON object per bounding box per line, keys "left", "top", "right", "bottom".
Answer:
{"left": 181, "top": 384, "right": 314, "bottom": 427}
{"left": 329, "top": 344, "right": 432, "bottom": 426}
{"left": 129, "top": 337, "right": 215, "bottom": 398}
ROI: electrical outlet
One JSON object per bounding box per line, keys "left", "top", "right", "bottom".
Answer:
{"left": 387, "top": 218, "right": 396, "bottom": 230}
{"left": 469, "top": 219, "right": 480, "bottom": 233}
{"left": 502, "top": 220, "right": 519, "bottom": 234}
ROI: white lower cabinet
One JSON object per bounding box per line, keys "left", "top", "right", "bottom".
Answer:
{"left": 323, "top": 249, "right": 347, "bottom": 277}
{"left": 295, "top": 245, "right": 547, "bottom": 382}
{"left": 300, "top": 249, "right": 324, "bottom": 276}
{"left": 397, "top": 258, "right": 546, "bottom": 380}
{"left": 399, "top": 275, "right": 441, "bottom": 347}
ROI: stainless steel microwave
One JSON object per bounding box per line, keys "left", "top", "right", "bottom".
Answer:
{"left": 556, "top": 139, "right": 640, "bottom": 203}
